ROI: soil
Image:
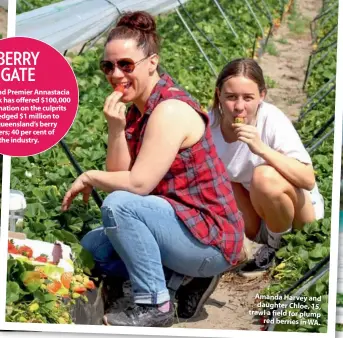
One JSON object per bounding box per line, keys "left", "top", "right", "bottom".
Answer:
{"left": 0, "top": 7, "right": 7, "bottom": 38}
{"left": 171, "top": 0, "right": 322, "bottom": 331}
{"left": 259, "top": 0, "right": 321, "bottom": 121}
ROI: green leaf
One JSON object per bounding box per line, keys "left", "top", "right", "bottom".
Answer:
{"left": 44, "top": 293, "right": 58, "bottom": 302}
{"left": 32, "top": 222, "right": 47, "bottom": 233}
{"left": 321, "top": 302, "right": 328, "bottom": 314}
{"left": 20, "top": 271, "right": 43, "bottom": 292}
{"left": 6, "top": 282, "right": 21, "bottom": 304}
{"left": 42, "top": 301, "right": 57, "bottom": 311}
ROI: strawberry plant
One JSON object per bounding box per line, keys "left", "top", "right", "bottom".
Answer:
{"left": 256, "top": 1, "right": 337, "bottom": 333}
{"left": 6, "top": 256, "right": 96, "bottom": 324}
{"left": 17, "top": 0, "right": 62, "bottom": 14}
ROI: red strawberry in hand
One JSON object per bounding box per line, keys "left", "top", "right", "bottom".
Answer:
{"left": 115, "top": 84, "right": 125, "bottom": 94}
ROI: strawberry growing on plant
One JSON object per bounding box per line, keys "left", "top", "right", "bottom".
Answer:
{"left": 47, "top": 280, "right": 62, "bottom": 294}
{"left": 85, "top": 280, "right": 95, "bottom": 290}
{"left": 61, "top": 272, "right": 73, "bottom": 289}
{"left": 72, "top": 285, "right": 87, "bottom": 294}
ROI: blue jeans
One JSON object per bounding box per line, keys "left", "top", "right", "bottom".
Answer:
{"left": 81, "top": 191, "right": 231, "bottom": 305}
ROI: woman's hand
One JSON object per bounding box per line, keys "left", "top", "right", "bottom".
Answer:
{"left": 104, "top": 91, "right": 126, "bottom": 136}
{"left": 232, "top": 123, "right": 266, "bottom": 156}
{"left": 61, "top": 172, "right": 93, "bottom": 211}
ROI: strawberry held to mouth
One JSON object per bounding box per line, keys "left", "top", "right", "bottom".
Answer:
{"left": 115, "top": 83, "right": 125, "bottom": 93}
{"left": 114, "top": 82, "right": 131, "bottom": 93}
{"left": 234, "top": 117, "right": 245, "bottom": 124}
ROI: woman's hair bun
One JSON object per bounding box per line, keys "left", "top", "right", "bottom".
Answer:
{"left": 117, "top": 11, "right": 156, "bottom": 34}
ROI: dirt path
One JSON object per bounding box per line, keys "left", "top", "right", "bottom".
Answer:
{"left": 0, "top": 7, "right": 7, "bottom": 38}
{"left": 259, "top": 0, "right": 322, "bottom": 121}
{"left": 172, "top": 0, "right": 322, "bottom": 330}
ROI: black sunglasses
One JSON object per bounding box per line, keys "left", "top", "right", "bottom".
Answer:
{"left": 100, "top": 55, "right": 151, "bottom": 75}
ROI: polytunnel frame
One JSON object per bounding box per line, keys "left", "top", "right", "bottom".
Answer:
{"left": 266, "top": 255, "right": 330, "bottom": 331}
{"left": 297, "top": 0, "right": 338, "bottom": 156}
{"left": 263, "top": 3, "right": 339, "bottom": 327}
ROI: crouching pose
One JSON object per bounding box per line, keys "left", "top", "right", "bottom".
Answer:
{"left": 62, "top": 11, "right": 246, "bottom": 327}
{"left": 210, "top": 58, "right": 324, "bottom": 277}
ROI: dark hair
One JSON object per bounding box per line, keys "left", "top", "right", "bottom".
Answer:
{"left": 211, "top": 58, "right": 267, "bottom": 127}
{"left": 105, "top": 11, "right": 160, "bottom": 56}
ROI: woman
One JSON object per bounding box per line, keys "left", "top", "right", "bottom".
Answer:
{"left": 61, "top": 11, "right": 246, "bottom": 327}
{"left": 210, "top": 58, "right": 325, "bottom": 277}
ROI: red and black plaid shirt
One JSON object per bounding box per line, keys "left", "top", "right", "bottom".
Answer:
{"left": 125, "top": 73, "right": 244, "bottom": 265}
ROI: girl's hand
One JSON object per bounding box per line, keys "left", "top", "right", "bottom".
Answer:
{"left": 104, "top": 91, "right": 126, "bottom": 135}
{"left": 62, "top": 172, "right": 93, "bottom": 211}
{"left": 220, "top": 114, "right": 237, "bottom": 143}
{"left": 232, "top": 123, "right": 266, "bottom": 156}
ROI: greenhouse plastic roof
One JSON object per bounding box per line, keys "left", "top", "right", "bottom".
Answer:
{"left": 16, "top": 0, "right": 188, "bottom": 52}
{"left": 0, "top": 0, "right": 7, "bottom": 9}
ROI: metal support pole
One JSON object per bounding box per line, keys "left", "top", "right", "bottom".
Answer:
{"left": 312, "top": 2, "right": 338, "bottom": 22}
{"left": 260, "top": 0, "right": 273, "bottom": 23}
{"left": 299, "top": 85, "right": 335, "bottom": 121}
{"left": 314, "top": 40, "right": 337, "bottom": 55}
{"left": 303, "top": 42, "right": 337, "bottom": 89}
{"left": 177, "top": 0, "right": 228, "bottom": 62}
{"left": 301, "top": 75, "right": 336, "bottom": 110}
{"left": 317, "top": 25, "right": 338, "bottom": 48}
{"left": 267, "top": 260, "right": 329, "bottom": 331}
{"left": 305, "top": 114, "right": 335, "bottom": 148}
{"left": 175, "top": 8, "right": 218, "bottom": 78}
{"left": 211, "top": 0, "right": 238, "bottom": 39}
{"left": 244, "top": 0, "right": 264, "bottom": 38}
{"left": 308, "top": 128, "right": 334, "bottom": 154}
{"left": 320, "top": 6, "right": 339, "bottom": 29}
{"left": 303, "top": 54, "right": 313, "bottom": 90}
{"left": 262, "top": 23, "right": 273, "bottom": 54}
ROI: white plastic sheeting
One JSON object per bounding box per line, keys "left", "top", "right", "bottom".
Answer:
{"left": 0, "top": 0, "right": 7, "bottom": 9}
{"left": 16, "top": 0, "right": 188, "bottom": 53}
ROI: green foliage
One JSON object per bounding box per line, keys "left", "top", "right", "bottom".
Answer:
{"left": 257, "top": 1, "right": 338, "bottom": 332}
{"left": 16, "top": 0, "right": 62, "bottom": 14}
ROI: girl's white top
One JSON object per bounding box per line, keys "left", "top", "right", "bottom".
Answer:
{"left": 209, "top": 101, "right": 314, "bottom": 191}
